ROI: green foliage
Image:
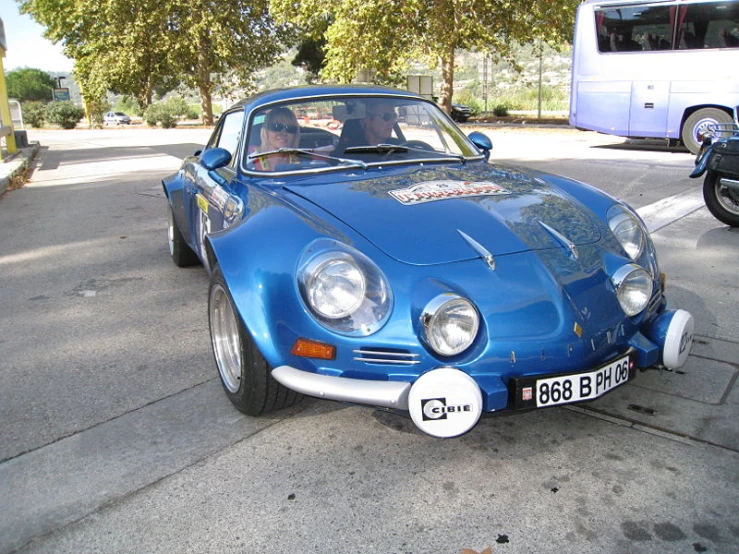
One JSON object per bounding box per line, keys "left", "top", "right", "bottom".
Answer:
{"left": 45, "top": 101, "right": 85, "bottom": 129}
{"left": 292, "top": 37, "right": 327, "bottom": 75}
{"left": 491, "top": 85, "right": 569, "bottom": 112}
{"left": 270, "top": 0, "right": 580, "bottom": 110}
{"left": 5, "top": 68, "right": 56, "bottom": 103}
{"left": 19, "top": 0, "right": 287, "bottom": 124}
{"left": 143, "top": 96, "right": 191, "bottom": 128}
{"left": 23, "top": 101, "right": 47, "bottom": 128}
{"left": 492, "top": 104, "right": 510, "bottom": 117}
{"left": 115, "top": 96, "right": 144, "bottom": 117}
{"left": 454, "top": 91, "right": 483, "bottom": 116}
{"left": 163, "top": 96, "right": 189, "bottom": 118}
{"left": 86, "top": 98, "right": 110, "bottom": 128}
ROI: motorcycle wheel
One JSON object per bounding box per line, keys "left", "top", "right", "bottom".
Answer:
{"left": 703, "top": 172, "right": 739, "bottom": 227}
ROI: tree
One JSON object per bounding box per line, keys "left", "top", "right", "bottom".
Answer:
{"left": 19, "top": 0, "right": 290, "bottom": 125}
{"left": 19, "top": 0, "right": 177, "bottom": 109}
{"left": 165, "top": 0, "right": 290, "bottom": 124}
{"left": 270, "top": 0, "right": 580, "bottom": 112}
{"left": 5, "top": 68, "right": 56, "bottom": 102}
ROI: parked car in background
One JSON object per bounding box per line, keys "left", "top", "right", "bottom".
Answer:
{"left": 163, "top": 85, "right": 694, "bottom": 438}
{"left": 104, "top": 111, "right": 131, "bottom": 125}
{"left": 451, "top": 103, "right": 472, "bottom": 123}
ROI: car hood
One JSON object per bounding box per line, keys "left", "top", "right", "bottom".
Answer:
{"left": 284, "top": 165, "right": 603, "bottom": 265}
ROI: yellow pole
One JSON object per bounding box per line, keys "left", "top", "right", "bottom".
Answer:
{"left": 0, "top": 18, "right": 19, "bottom": 158}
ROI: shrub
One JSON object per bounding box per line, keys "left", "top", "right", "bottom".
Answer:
{"left": 23, "top": 101, "right": 47, "bottom": 128}
{"left": 144, "top": 103, "right": 178, "bottom": 128}
{"left": 45, "top": 101, "right": 85, "bottom": 129}
{"left": 454, "top": 91, "right": 483, "bottom": 116}
{"left": 493, "top": 104, "right": 510, "bottom": 117}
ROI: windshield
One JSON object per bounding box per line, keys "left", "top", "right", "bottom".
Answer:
{"left": 243, "top": 95, "right": 482, "bottom": 174}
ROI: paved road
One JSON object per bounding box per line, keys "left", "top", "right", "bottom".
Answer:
{"left": 1, "top": 127, "right": 737, "bottom": 554}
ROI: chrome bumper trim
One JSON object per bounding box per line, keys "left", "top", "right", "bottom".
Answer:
{"left": 272, "top": 365, "right": 411, "bottom": 410}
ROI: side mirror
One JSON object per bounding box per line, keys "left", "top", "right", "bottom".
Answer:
{"left": 200, "top": 147, "right": 231, "bottom": 170}
{"left": 468, "top": 131, "right": 492, "bottom": 161}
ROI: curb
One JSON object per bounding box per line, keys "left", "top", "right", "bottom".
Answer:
{"left": 0, "top": 142, "right": 41, "bottom": 197}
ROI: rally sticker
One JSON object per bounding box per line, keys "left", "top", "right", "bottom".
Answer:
{"left": 196, "top": 194, "right": 209, "bottom": 213}
{"left": 389, "top": 180, "right": 510, "bottom": 205}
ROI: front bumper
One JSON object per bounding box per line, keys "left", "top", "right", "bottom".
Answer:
{"left": 272, "top": 309, "right": 694, "bottom": 416}
{"left": 272, "top": 365, "right": 412, "bottom": 410}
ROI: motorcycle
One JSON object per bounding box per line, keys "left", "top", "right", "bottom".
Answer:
{"left": 690, "top": 105, "right": 739, "bottom": 227}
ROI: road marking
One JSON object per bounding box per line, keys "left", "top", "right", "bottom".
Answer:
{"left": 636, "top": 187, "right": 705, "bottom": 232}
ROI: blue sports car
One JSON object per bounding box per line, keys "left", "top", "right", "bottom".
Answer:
{"left": 163, "top": 85, "right": 694, "bottom": 437}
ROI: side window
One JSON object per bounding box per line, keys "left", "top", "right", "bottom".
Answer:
{"left": 678, "top": 2, "right": 739, "bottom": 50}
{"left": 215, "top": 111, "right": 244, "bottom": 160}
{"left": 595, "top": 5, "right": 672, "bottom": 53}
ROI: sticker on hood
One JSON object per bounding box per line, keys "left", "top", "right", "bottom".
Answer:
{"left": 389, "top": 180, "right": 511, "bottom": 205}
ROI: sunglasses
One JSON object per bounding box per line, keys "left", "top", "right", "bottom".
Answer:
{"left": 267, "top": 122, "right": 299, "bottom": 134}
{"left": 369, "top": 112, "right": 397, "bottom": 122}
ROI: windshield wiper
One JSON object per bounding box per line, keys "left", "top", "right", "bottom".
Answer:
{"left": 343, "top": 143, "right": 466, "bottom": 162}
{"left": 247, "top": 148, "right": 367, "bottom": 170}
{"left": 343, "top": 143, "right": 409, "bottom": 154}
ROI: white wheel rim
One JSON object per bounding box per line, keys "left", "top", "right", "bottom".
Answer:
{"left": 210, "top": 285, "right": 243, "bottom": 393}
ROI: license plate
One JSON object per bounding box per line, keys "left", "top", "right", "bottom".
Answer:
{"left": 534, "top": 354, "right": 632, "bottom": 408}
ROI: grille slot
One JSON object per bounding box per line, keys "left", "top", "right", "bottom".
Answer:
{"left": 354, "top": 348, "right": 421, "bottom": 365}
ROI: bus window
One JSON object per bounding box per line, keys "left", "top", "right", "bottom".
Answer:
{"left": 677, "top": 2, "right": 739, "bottom": 50}
{"left": 596, "top": 5, "right": 672, "bottom": 52}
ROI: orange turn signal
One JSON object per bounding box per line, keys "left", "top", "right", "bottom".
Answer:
{"left": 291, "top": 338, "right": 336, "bottom": 360}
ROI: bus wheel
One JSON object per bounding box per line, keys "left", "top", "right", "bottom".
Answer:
{"left": 682, "top": 108, "right": 733, "bottom": 155}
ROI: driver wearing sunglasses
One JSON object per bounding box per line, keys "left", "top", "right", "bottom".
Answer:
{"left": 361, "top": 100, "right": 399, "bottom": 145}
{"left": 252, "top": 107, "right": 301, "bottom": 171}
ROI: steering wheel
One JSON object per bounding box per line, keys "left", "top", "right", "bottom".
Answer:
{"left": 400, "top": 140, "right": 435, "bottom": 152}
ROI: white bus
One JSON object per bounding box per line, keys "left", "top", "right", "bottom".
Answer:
{"left": 569, "top": 0, "right": 739, "bottom": 153}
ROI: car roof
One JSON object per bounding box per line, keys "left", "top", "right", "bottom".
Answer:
{"left": 228, "top": 85, "right": 427, "bottom": 114}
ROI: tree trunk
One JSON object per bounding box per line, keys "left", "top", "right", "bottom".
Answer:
{"left": 200, "top": 89, "right": 213, "bottom": 126}
{"left": 439, "top": 45, "right": 455, "bottom": 114}
{"left": 197, "top": 51, "right": 214, "bottom": 126}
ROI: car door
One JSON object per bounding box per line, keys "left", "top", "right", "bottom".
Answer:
{"left": 191, "top": 110, "right": 245, "bottom": 271}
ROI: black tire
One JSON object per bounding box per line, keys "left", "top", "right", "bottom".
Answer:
{"left": 703, "top": 171, "right": 739, "bottom": 227}
{"left": 167, "top": 203, "right": 200, "bottom": 267}
{"left": 682, "top": 108, "right": 733, "bottom": 155}
{"left": 208, "top": 265, "right": 302, "bottom": 416}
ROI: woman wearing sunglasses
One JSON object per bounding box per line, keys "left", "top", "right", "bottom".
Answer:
{"left": 252, "top": 107, "right": 301, "bottom": 171}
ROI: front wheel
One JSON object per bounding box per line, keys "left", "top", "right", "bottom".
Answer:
{"left": 208, "top": 266, "right": 302, "bottom": 415}
{"left": 703, "top": 172, "right": 739, "bottom": 227}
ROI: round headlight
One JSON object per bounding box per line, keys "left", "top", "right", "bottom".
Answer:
{"left": 422, "top": 294, "right": 479, "bottom": 356}
{"left": 608, "top": 206, "right": 645, "bottom": 260}
{"left": 298, "top": 241, "right": 393, "bottom": 336}
{"left": 612, "top": 264, "right": 653, "bottom": 316}
{"left": 306, "top": 255, "right": 366, "bottom": 319}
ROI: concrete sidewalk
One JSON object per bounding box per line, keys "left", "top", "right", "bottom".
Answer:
{"left": 0, "top": 142, "right": 41, "bottom": 196}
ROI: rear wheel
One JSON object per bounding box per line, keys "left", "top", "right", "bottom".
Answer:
{"left": 167, "top": 203, "right": 200, "bottom": 267}
{"left": 208, "top": 265, "right": 302, "bottom": 415}
{"left": 682, "top": 108, "right": 733, "bottom": 155}
{"left": 703, "top": 171, "right": 739, "bottom": 227}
